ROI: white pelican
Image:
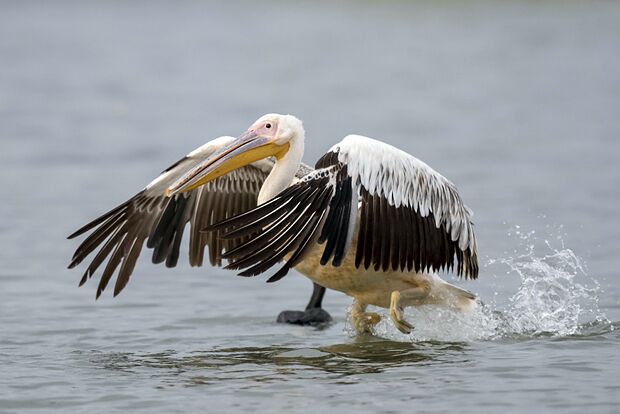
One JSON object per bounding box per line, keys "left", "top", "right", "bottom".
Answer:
{"left": 166, "top": 114, "right": 479, "bottom": 334}
{"left": 68, "top": 135, "right": 331, "bottom": 325}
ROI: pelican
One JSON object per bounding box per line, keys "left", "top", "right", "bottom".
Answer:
{"left": 168, "top": 113, "right": 479, "bottom": 334}
{"left": 67, "top": 136, "right": 331, "bottom": 325}
{"left": 69, "top": 113, "right": 479, "bottom": 335}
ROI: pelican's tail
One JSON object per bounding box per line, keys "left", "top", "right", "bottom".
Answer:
{"left": 429, "top": 275, "right": 478, "bottom": 312}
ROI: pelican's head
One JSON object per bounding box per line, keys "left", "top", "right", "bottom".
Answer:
{"left": 167, "top": 113, "right": 304, "bottom": 195}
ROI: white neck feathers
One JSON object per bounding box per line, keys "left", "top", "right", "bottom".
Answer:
{"left": 257, "top": 135, "right": 304, "bottom": 205}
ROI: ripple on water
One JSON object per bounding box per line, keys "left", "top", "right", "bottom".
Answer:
{"left": 73, "top": 337, "right": 472, "bottom": 388}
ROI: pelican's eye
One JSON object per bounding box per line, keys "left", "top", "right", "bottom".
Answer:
{"left": 265, "top": 123, "right": 272, "bottom": 129}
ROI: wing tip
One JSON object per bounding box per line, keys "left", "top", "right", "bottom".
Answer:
{"left": 78, "top": 270, "right": 89, "bottom": 287}
{"left": 266, "top": 265, "right": 290, "bottom": 283}
{"left": 67, "top": 227, "right": 87, "bottom": 240}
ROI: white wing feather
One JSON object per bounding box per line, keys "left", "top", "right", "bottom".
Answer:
{"left": 332, "top": 135, "right": 476, "bottom": 252}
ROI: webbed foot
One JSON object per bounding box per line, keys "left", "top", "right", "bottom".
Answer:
{"left": 351, "top": 311, "right": 381, "bottom": 334}
{"left": 277, "top": 308, "right": 332, "bottom": 325}
{"left": 276, "top": 283, "right": 331, "bottom": 326}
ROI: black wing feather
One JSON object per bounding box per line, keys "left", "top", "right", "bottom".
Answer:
{"left": 206, "top": 148, "right": 478, "bottom": 282}
{"left": 68, "top": 164, "right": 270, "bottom": 298}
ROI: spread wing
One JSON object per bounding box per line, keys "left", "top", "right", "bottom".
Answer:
{"left": 209, "top": 134, "right": 478, "bottom": 282}
{"left": 67, "top": 136, "right": 277, "bottom": 298}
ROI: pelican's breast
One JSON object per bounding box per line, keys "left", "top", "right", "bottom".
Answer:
{"left": 291, "top": 226, "right": 430, "bottom": 309}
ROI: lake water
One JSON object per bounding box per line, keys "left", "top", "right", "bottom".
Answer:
{"left": 1, "top": 1, "right": 619, "bottom": 413}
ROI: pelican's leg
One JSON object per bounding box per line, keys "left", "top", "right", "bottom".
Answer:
{"left": 389, "top": 287, "right": 430, "bottom": 334}
{"left": 351, "top": 299, "right": 381, "bottom": 334}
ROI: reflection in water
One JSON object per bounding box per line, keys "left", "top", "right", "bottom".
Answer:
{"left": 86, "top": 338, "right": 469, "bottom": 387}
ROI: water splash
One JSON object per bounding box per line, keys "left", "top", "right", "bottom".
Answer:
{"left": 495, "top": 241, "right": 604, "bottom": 338}
{"left": 346, "top": 225, "right": 611, "bottom": 342}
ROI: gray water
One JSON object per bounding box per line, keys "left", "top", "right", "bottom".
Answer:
{"left": 1, "top": 1, "right": 619, "bottom": 413}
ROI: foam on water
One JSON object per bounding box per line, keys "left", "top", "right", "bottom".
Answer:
{"left": 347, "top": 225, "right": 612, "bottom": 342}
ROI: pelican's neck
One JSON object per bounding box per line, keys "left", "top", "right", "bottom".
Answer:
{"left": 258, "top": 136, "right": 304, "bottom": 205}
